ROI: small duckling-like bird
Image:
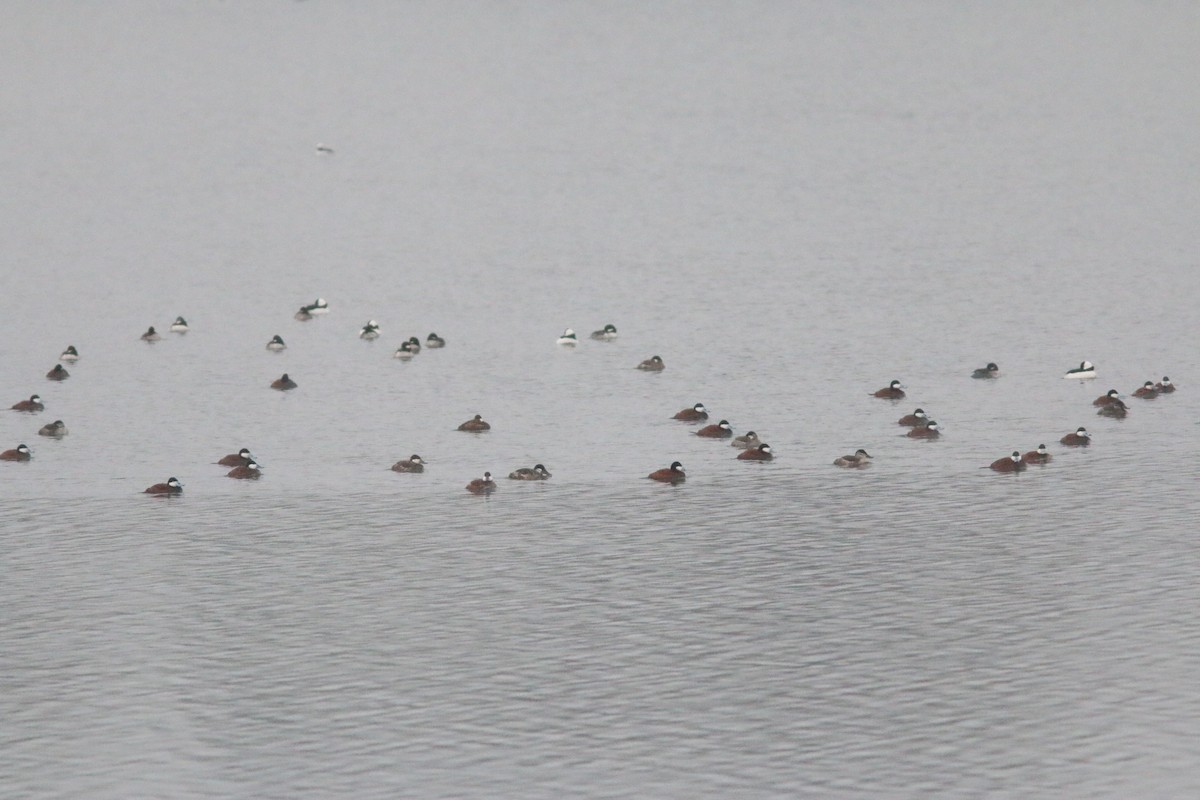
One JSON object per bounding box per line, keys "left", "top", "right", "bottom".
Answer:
{"left": 590, "top": 324, "right": 618, "bottom": 340}
{"left": 637, "top": 355, "right": 665, "bottom": 371}
{"left": 509, "top": 464, "right": 552, "bottom": 480}
{"left": 731, "top": 431, "right": 760, "bottom": 449}
{"left": 38, "top": 420, "right": 68, "bottom": 437}
{"left": 972, "top": 362, "right": 999, "bottom": 379}
{"left": 833, "top": 449, "right": 872, "bottom": 468}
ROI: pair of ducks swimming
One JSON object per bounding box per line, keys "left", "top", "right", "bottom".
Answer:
{"left": 464, "top": 465, "right": 553, "bottom": 494}
{"left": 557, "top": 325, "right": 618, "bottom": 345}
{"left": 139, "top": 317, "right": 190, "bottom": 341}
{"left": 145, "top": 448, "right": 264, "bottom": 492}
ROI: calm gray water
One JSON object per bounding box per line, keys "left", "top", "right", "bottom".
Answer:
{"left": 3, "top": 2, "right": 1199, "bottom": 797}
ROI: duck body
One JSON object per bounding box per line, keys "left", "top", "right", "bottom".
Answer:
{"left": 11, "top": 395, "right": 44, "bottom": 413}
{"left": 1063, "top": 361, "right": 1096, "bottom": 379}
{"left": 637, "top": 356, "right": 664, "bottom": 371}
{"left": 266, "top": 335, "right": 286, "bottom": 351}
{"left": 509, "top": 464, "right": 551, "bottom": 480}
{"left": 989, "top": 452, "right": 1026, "bottom": 473}
{"left": 898, "top": 409, "right": 928, "bottom": 427}
{"left": 590, "top": 324, "right": 618, "bottom": 340}
{"left": 38, "top": 420, "right": 68, "bottom": 437}
{"left": 392, "top": 455, "right": 425, "bottom": 473}
{"left": 731, "top": 431, "right": 760, "bottom": 449}
{"left": 1096, "top": 400, "right": 1128, "bottom": 418}
{"left": 466, "top": 472, "right": 496, "bottom": 494}
{"left": 60, "top": 346, "right": 79, "bottom": 362}
{"left": 672, "top": 403, "right": 708, "bottom": 422}
{"left": 1060, "top": 427, "right": 1091, "bottom": 446}
{"left": 1022, "top": 445, "right": 1051, "bottom": 464}
{"left": 737, "top": 444, "right": 774, "bottom": 461}
{"left": 833, "top": 449, "right": 872, "bottom": 468}
{"left": 170, "top": 316, "right": 189, "bottom": 333}
{"left": 873, "top": 380, "right": 906, "bottom": 399}
{"left": 906, "top": 421, "right": 941, "bottom": 438}
{"left": 226, "top": 462, "right": 262, "bottom": 479}
{"left": 557, "top": 328, "right": 578, "bottom": 346}
{"left": 46, "top": 365, "right": 69, "bottom": 381}
{"left": 972, "top": 363, "right": 999, "bottom": 379}
{"left": 144, "top": 477, "right": 183, "bottom": 495}
{"left": 0, "top": 444, "right": 32, "bottom": 461}
{"left": 271, "top": 373, "right": 298, "bottom": 391}
{"left": 695, "top": 420, "right": 733, "bottom": 438}
{"left": 426, "top": 333, "right": 446, "bottom": 348}
{"left": 1133, "top": 381, "right": 1158, "bottom": 399}
{"left": 218, "top": 448, "right": 254, "bottom": 467}
{"left": 649, "top": 461, "right": 687, "bottom": 482}
{"left": 141, "top": 326, "right": 161, "bottom": 342}
{"left": 458, "top": 414, "right": 491, "bottom": 432}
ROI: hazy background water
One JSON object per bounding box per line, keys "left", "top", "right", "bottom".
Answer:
{"left": 3, "top": 2, "right": 1199, "bottom": 797}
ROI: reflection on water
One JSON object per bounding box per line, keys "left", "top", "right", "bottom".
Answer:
{"left": 3, "top": 1, "right": 1199, "bottom": 797}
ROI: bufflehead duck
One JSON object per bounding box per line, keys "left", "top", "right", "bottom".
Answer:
{"left": 226, "top": 461, "right": 262, "bottom": 480}
{"left": 737, "top": 444, "right": 774, "bottom": 461}
{"left": 906, "top": 421, "right": 941, "bottom": 438}
{"left": 170, "top": 316, "right": 189, "bottom": 333}
{"left": 1063, "top": 361, "right": 1096, "bottom": 379}
{"left": 873, "top": 380, "right": 906, "bottom": 399}
{"left": 393, "top": 341, "right": 417, "bottom": 359}
{"left": 271, "top": 373, "right": 298, "bottom": 391}
{"left": 696, "top": 420, "right": 733, "bottom": 438}
{"left": 898, "top": 408, "right": 929, "bottom": 427}
{"left": 833, "top": 449, "right": 872, "bottom": 468}
{"left": 11, "top": 395, "right": 44, "bottom": 412}
{"left": 359, "top": 320, "right": 381, "bottom": 340}
{"left": 144, "top": 477, "right": 183, "bottom": 495}
{"left": 266, "top": 335, "right": 286, "bottom": 351}
{"left": 648, "top": 461, "right": 686, "bottom": 482}
{"left": 672, "top": 403, "right": 708, "bottom": 422}
{"left": 972, "top": 362, "right": 1000, "bottom": 379}
{"left": 989, "top": 451, "right": 1026, "bottom": 473}
{"left": 1156, "top": 377, "right": 1175, "bottom": 393}
{"left": 426, "top": 333, "right": 446, "bottom": 348}
{"left": 637, "top": 355, "right": 665, "bottom": 371}
{"left": 1060, "top": 427, "right": 1091, "bottom": 446}
{"left": 1133, "top": 381, "right": 1158, "bottom": 399}
{"left": 38, "top": 420, "right": 68, "bottom": 437}
{"left": 45, "top": 364, "right": 69, "bottom": 381}
{"left": 466, "top": 472, "right": 496, "bottom": 494}
{"left": 731, "top": 431, "right": 760, "bottom": 449}
{"left": 294, "top": 306, "right": 313, "bottom": 321}
{"left": 1093, "top": 389, "right": 1121, "bottom": 407}
{"left": 60, "top": 345, "right": 79, "bottom": 362}
{"left": 1022, "top": 444, "right": 1052, "bottom": 464}
{"left": 557, "top": 328, "right": 578, "bottom": 345}
{"left": 391, "top": 455, "right": 425, "bottom": 473}
{"left": 590, "top": 324, "right": 618, "bottom": 341}
{"left": 405, "top": 336, "right": 422, "bottom": 354}
{"left": 509, "top": 464, "right": 552, "bottom": 480}
{"left": 457, "top": 414, "right": 491, "bottom": 432}
{"left": 1096, "top": 399, "right": 1128, "bottom": 418}
{"left": 141, "top": 326, "right": 161, "bottom": 342}
{"left": 0, "top": 443, "right": 32, "bottom": 461}
{"left": 218, "top": 448, "right": 255, "bottom": 467}
{"left": 305, "top": 298, "right": 329, "bottom": 315}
